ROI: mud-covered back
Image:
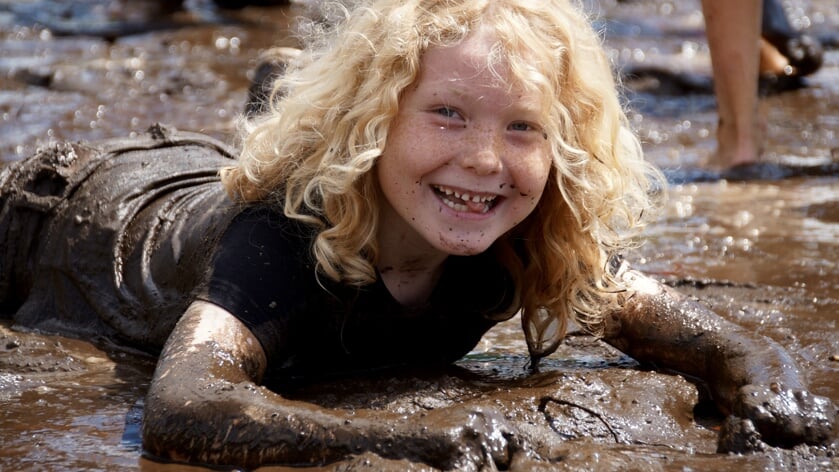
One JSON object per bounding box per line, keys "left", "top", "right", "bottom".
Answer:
{"left": 0, "top": 125, "right": 240, "bottom": 352}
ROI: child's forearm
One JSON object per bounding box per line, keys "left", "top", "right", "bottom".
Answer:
{"left": 602, "top": 269, "right": 835, "bottom": 450}
{"left": 601, "top": 269, "right": 806, "bottom": 411}
{"left": 144, "top": 375, "right": 515, "bottom": 469}
{"left": 143, "top": 373, "right": 387, "bottom": 467}
{"left": 141, "top": 302, "right": 378, "bottom": 466}
{"left": 141, "top": 302, "right": 515, "bottom": 469}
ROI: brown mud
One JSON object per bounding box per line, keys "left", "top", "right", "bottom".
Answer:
{"left": 1, "top": 0, "right": 838, "bottom": 471}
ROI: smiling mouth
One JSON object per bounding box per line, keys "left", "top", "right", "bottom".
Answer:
{"left": 432, "top": 184, "right": 499, "bottom": 214}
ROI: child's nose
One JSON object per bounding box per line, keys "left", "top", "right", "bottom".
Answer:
{"left": 459, "top": 131, "right": 503, "bottom": 175}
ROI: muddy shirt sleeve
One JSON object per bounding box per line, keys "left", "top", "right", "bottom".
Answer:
{"left": 196, "top": 206, "right": 317, "bottom": 361}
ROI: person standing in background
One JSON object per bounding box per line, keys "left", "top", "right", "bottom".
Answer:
{"left": 702, "top": 0, "right": 823, "bottom": 171}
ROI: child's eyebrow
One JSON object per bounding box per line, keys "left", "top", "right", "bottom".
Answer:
{"left": 423, "top": 76, "right": 543, "bottom": 114}
{"left": 435, "top": 81, "right": 535, "bottom": 101}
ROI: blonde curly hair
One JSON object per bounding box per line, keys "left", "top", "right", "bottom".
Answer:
{"left": 222, "top": 0, "right": 664, "bottom": 362}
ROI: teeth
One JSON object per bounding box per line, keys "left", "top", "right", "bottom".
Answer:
{"left": 443, "top": 199, "right": 470, "bottom": 212}
{"left": 433, "top": 185, "right": 496, "bottom": 214}
{"left": 433, "top": 185, "right": 496, "bottom": 203}
{"left": 441, "top": 197, "right": 492, "bottom": 214}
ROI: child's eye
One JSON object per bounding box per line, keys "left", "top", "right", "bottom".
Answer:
{"left": 435, "top": 107, "right": 460, "bottom": 119}
{"left": 509, "top": 121, "right": 537, "bottom": 132}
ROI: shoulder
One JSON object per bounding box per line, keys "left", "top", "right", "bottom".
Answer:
{"left": 199, "top": 204, "right": 323, "bottom": 356}
{"left": 209, "top": 204, "right": 319, "bottom": 283}
{"left": 221, "top": 204, "right": 315, "bottom": 249}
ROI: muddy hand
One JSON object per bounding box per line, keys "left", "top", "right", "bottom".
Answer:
{"left": 718, "top": 384, "right": 836, "bottom": 453}
{"left": 404, "top": 406, "right": 524, "bottom": 470}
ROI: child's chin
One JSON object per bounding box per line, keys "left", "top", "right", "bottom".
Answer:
{"left": 436, "top": 238, "right": 494, "bottom": 257}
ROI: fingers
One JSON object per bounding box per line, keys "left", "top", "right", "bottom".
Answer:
{"left": 467, "top": 408, "right": 523, "bottom": 469}
{"left": 416, "top": 407, "right": 525, "bottom": 470}
{"left": 721, "top": 384, "right": 837, "bottom": 452}
{"left": 717, "top": 416, "right": 768, "bottom": 453}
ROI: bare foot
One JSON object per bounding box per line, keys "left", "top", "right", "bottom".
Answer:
{"left": 759, "top": 39, "right": 794, "bottom": 77}
{"left": 706, "top": 114, "right": 766, "bottom": 170}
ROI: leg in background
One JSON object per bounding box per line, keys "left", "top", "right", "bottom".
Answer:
{"left": 701, "top": 0, "right": 764, "bottom": 168}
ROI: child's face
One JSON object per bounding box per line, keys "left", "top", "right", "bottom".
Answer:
{"left": 377, "top": 28, "right": 552, "bottom": 257}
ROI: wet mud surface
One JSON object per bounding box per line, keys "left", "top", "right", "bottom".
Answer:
{"left": 1, "top": 0, "right": 838, "bottom": 471}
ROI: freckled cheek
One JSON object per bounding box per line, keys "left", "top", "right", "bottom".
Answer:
{"left": 509, "top": 153, "right": 552, "bottom": 197}
{"left": 397, "top": 138, "right": 442, "bottom": 177}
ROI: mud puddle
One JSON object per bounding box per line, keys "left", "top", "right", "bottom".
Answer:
{"left": 1, "top": 0, "right": 838, "bottom": 471}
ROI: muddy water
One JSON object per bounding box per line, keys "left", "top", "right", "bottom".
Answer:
{"left": 1, "top": 0, "right": 838, "bottom": 471}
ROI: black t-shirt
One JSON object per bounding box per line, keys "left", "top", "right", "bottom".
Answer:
{"left": 199, "top": 206, "right": 517, "bottom": 379}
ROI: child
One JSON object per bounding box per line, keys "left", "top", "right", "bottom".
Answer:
{"left": 0, "top": 0, "right": 833, "bottom": 469}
